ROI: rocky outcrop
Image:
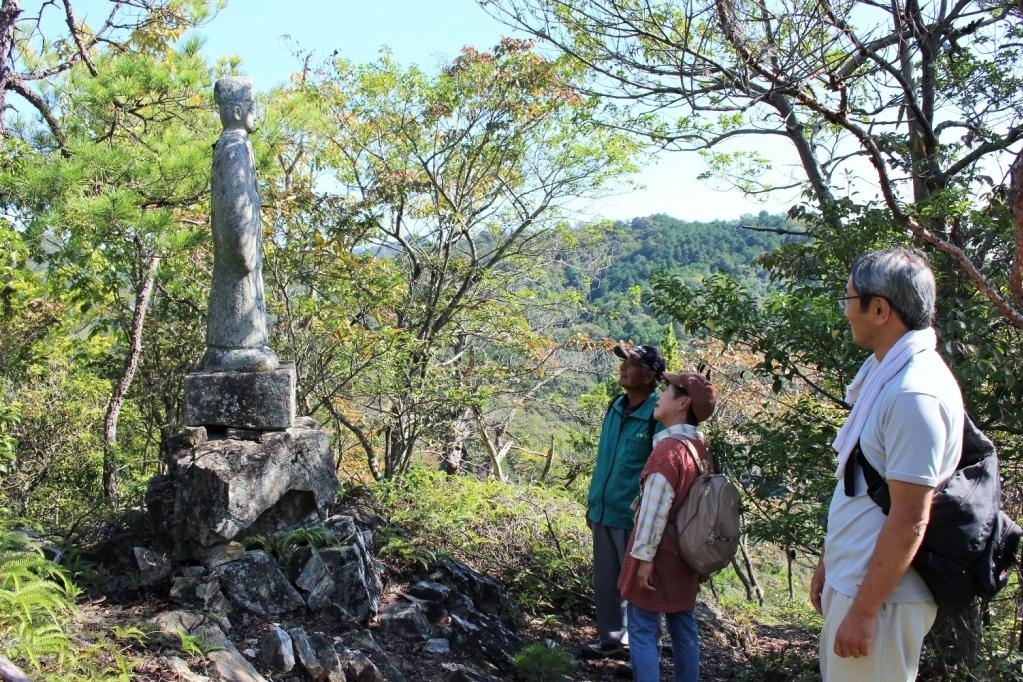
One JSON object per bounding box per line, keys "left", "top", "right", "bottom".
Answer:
{"left": 130, "top": 486, "right": 524, "bottom": 682}
{"left": 147, "top": 419, "right": 339, "bottom": 558}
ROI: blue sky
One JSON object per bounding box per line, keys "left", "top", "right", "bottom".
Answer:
{"left": 71, "top": 0, "right": 791, "bottom": 222}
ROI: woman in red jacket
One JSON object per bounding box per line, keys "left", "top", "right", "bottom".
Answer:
{"left": 617, "top": 371, "right": 717, "bottom": 682}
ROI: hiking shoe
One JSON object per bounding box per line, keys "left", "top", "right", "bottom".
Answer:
{"left": 582, "top": 641, "right": 628, "bottom": 659}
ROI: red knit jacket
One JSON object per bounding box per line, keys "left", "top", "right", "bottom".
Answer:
{"left": 617, "top": 437, "right": 707, "bottom": 613}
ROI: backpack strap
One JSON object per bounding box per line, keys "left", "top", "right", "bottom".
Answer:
{"left": 843, "top": 442, "right": 892, "bottom": 514}
{"left": 664, "top": 435, "right": 708, "bottom": 476}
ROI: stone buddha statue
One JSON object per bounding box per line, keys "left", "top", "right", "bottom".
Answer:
{"left": 199, "top": 76, "right": 278, "bottom": 373}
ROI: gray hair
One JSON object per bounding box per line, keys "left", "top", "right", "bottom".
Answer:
{"left": 850, "top": 247, "right": 935, "bottom": 330}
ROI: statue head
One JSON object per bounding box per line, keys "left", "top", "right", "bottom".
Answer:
{"left": 214, "top": 77, "right": 256, "bottom": 132}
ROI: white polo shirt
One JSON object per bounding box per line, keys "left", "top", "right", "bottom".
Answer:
{"left": 823, "top": 349, "right": 964, "bottom": 603}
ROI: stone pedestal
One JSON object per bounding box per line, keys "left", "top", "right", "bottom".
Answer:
{"left": 147, "top": 420, "right": 339, "bottom": 558}
{"left": 184, "top": 363, "right": 295, "bottom": 430}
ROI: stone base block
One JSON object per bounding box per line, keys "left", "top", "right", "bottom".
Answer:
{"left": 184, "top": 363, "right": 295, "bottom": 430}
{"left": 155, "top": 422, "right": 339, "bottom": 554}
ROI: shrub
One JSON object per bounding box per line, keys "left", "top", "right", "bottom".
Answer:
{"left": 374, "top": 467, "right": 591, "bottom": 614}
{"left": 511, "top": 640, "right": 576, "bottom": 680}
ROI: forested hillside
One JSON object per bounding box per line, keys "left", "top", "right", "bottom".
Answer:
{"left": 573, "top": 212, "right": 792, "bottom": 342}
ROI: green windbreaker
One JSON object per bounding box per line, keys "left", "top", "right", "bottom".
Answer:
{"left": 586, "top": 391, "right": 659, "bottom": 529}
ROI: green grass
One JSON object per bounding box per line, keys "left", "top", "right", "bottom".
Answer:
{"left": 710, "top": 547, "right": 822, "bottom": 630}
{"left": 374, "top": 466, "right": 592, "bottom": 615}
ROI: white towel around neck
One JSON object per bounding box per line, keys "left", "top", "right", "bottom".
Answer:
{"left": 832, "top": 327, "right": 937, "bottom": 480}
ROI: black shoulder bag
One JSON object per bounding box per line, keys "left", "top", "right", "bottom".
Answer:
{"left": 843, "top": 415, "right": 1022, "bottom": 616}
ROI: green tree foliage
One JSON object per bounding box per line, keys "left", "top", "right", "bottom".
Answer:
{"left": 660, "top": 323, "right": 680, "bottom": 372}
{"left": 262, "top": 40, "right": 638, "bottom": 479}
{"left": 1, "top": 0, "right": 212, "bottom": 143}
{"left": 486, "top": 0, "right": 1023, "bottom": 332}
{"left": 2, "top": 20, "right": 217, "bottom": 507}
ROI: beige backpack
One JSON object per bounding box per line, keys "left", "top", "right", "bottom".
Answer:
{"left": 666, "top": 436, "right": 742, "bottom": 575}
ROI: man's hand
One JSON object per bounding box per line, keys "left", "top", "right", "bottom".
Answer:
{"left": 834, "top": 607, "right": 876, "bottom": 658}
{"left": 637, "top": 560, "right": 654, "bottom": 590}
{"left": 810, "top": 556, "right": 825, "bottom": 615}
{"left": 831, "top": 479, "right": 933, "bottom": 659}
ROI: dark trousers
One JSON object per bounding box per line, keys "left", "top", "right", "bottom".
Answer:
{"left": 592, "top": 522, "right": 629, "bottom": 643}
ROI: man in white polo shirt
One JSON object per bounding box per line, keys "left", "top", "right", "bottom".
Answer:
{"left": 810, "top": 248, "right": 963, "bottom": 681}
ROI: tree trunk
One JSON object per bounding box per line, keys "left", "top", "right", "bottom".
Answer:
{"left": 1010, "top": 153, "right": 1023, "bottom": 307}
{"left": 729, "top": 556, "right": 754, "bottom": 602}
{"left": 1018, "top": 583, "right": 1022, "bottom": 653}
{"left": 442, "top": 407, "right": 473, "bottom": 474}
{"left": 786, "top": 547, "right": 794, "bottom": 601}
{"left": 737, "top": 536, "right": 764, "bottom": 605}
{"left": 539, "top": 435, "right": 555, "bottom": 483}
{"left": 102, "top": 252, "right": 160, "bottom": 509}
{"left": 471, "top": 406, "right": 509, "bottom": 482}
{"left": 0, "top": 0, "right": 21, "bottom": 141}
{"left": 322, "top": 397, "right": 380, "bottom": 479}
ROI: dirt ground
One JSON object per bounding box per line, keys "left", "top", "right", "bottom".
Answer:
{"left": 516, "top": 613, "right": 819, "bottom": 682}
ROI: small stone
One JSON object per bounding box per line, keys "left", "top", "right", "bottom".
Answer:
{"left": 215, "top": 551, "right": 304, "bottom": 616}
{"left": 203, "top": 542, "right": 246, "bottom": 570}
{"left": 294, "top": 415, "right": 318, "bottom": 429}
{"left": 425, "top": 638, "right": 451, "bottom": 655}
{"left": 195, "top": 579, "right": 231, "bottom": 612}
{"left": 166, "top": 426, "right": 209, "bottom": 454}
{"left": 206, "top": 646, "right": 268, "bottom": 682}
{"left": 449, "top": 608, "right": 522, "bottom": 669}
{"left": 289, "top": 628, "right": 345, "bottom": 681}
{"left": 343, "top": 652, "right": 384, "bottom": 682}
{"left": 259, "top": 626, "right": 295, "bottom": 673}
{"left": 182, "top": 565, "right": 207, "bottom": 577}
{"left": 350, "top": 629, "right": 383, "bottom": 654}
{"left": 407, "top": 580, "right": 450, "bottom": 602}
{"left": 242, "top": 648, "right": 256, "bottom": 658}
{"left": 170, "top": 576, "right": 201, "bottom": 604}
{"left": 133, "top": 546, "right": 172, "bottom": 586}
{"left": 148, "top": 609, "right": 232, "bottom": 646}
{"left": 441, "top": 662, "right": 501, "bottom": 682}
{"left": 163, "top": 655, "right": 210, "bottom": 682}
{"left": 378, "top": 601, "right": 431, "bottom": 641}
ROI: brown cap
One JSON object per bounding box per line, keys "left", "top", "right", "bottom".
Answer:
{"left": 612, "top": 343, "right": 666, "bottom": 377}
{"left": 663, "top": 371, "right": 717, "bottom": 422}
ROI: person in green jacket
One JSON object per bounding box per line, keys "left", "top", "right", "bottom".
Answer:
{"left": 584, "top": 342, "right": 665, "bottom": 659}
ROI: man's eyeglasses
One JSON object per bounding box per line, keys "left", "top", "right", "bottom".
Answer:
{"left": 838, "top": 293, "right": 904, "bottom": 323}
{"left": 837, "top": 294, "right": 863, "bottom": 313}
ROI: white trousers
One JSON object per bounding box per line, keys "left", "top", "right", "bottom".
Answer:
{"left": 819, "top": 585, "right": 937, "bottom": 682}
